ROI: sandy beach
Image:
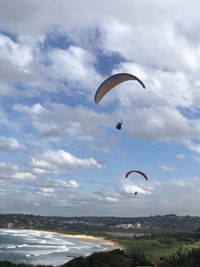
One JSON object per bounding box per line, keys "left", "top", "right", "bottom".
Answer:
{"left": 7, "top": 228, "right": 123, "bottom": 251}
{"left": 51, "top": 232, "right": 123, "bottom": 250}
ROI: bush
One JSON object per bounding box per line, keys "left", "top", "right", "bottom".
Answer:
{"left": 63, "top": 249, "right": 154, "bottom": 267}
{"left": 158, "top": 248, "right": 200, "bottom": 267}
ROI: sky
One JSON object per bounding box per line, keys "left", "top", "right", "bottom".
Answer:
{"left": 1, "top": 0, "right": 200, "bottom": 217}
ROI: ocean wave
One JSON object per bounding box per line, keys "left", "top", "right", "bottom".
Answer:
{"left": 38, "top": 239, "right": 47, "bottom": 244}
{"left": 6, "top": 245, "right": 16, "bottom": 249}
{"left": 0, "top": 229, "right": 107, "bottom": 265}
{"left": 38, "top": 237, "right": 75, "bottom": 246}
{"left": 0, "top": 230, "right": 43, "bottom": 239}
{"left": 32, "top": 247, "right": 70, "bottom": 257}
{"left": 17, "top": 244, "right": 29, "bottom": 248}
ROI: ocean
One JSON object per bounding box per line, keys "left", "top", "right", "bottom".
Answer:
{"left": 0, "top": 229, "right": 108, "bottom": 266}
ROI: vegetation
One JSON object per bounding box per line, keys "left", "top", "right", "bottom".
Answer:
{"left": 63, "top": 249, "right": 129, "bottom": 267}
{"left": 0, "top": 262, "right": 52, "bottom": 267}
{"left": 111, "top": 232, "right": 200, "bottom": 262}
{"left": 63, "top": 249, "right": 153, "bottom": 267}
{"left": 158, "top": 248, "right": 200, "bottom": 267}
{"left": 0, "top": 247, "right": 200, "bottom": 267}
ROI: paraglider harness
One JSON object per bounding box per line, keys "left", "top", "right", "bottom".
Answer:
{"left": 116, "top": 120, "right": 123, "bottom": 130}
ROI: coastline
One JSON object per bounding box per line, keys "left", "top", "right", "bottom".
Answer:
{"left": 0, "top": 228, "right": 123, "bottom": 251}
{"left": 51, "top": 232, "right": 123, "bottom": 250}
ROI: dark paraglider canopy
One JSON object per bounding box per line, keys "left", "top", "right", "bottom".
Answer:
{"left": 125, "top": 170, "right": 148, "bottom": 181}
{"left": 94, "top": 73, "right": 145, "bottom": 104}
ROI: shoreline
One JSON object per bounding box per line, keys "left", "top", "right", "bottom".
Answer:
{"left": 51, "top": 232, "right": 123, "bottom": 250}
{"left": 0, "top": 228, "right": 123, "bottom": 251}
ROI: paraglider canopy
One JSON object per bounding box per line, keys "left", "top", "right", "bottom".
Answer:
{"left": 94, "top": 73, "right": 145, "bottom": 104}
{"left": 125, "top": 170, "right": 148, "bottom": 181}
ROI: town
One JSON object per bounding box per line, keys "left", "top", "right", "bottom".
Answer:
{"left": 1, "top": 214, "right": 200, "bottom": 234}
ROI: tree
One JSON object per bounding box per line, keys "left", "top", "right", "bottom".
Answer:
{"left": 158, "top": 248, "right": 200, "bottom": 267}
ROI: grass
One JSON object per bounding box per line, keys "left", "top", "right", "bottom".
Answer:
{"left": 112, "top": 236, "right": 200, "bottom": 262}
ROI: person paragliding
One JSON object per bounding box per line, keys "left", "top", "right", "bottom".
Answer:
{"left": 116, "top": 120, "right": 123, "bottom": 130}
{"left": 94, "top": 73, "right": 145, "bottom": 130}
{"left": 125, "top": 170, "right": 148, "bottom": 195}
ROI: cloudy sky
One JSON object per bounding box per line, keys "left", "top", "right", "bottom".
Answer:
{"left": 1, "top": 0, "right": 200, "bottom": 217}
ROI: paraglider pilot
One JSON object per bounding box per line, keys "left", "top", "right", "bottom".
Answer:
{"left": 116, "top": 120, "right": 123, "bottom": 130}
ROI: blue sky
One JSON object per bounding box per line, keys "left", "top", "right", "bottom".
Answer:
{"left": 0, "top": 0, "right": 200, "bottom": 216}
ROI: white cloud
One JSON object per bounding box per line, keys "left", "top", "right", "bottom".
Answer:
{"left": 93, "top": 192, "right": 119, "bottom": 203}
{"left": 12, "top": 172, "right": 36, "bottom": 181}
{"left": 0, "top": 33, "right": 33, "bottom": 68}
{"left": 39, "top": 187, "right": 55, "bottom": 194}
{"left": 122, "top": 107, "right": 196, "bottom": 143}
{"left": 42, "top": 179, "right": 79, "bottom": 189}
{"left": 105, "top": 196, "right": 119, "bottom": 203}
{"left": 13, "top": 103, "right": 46, "bottom": 116}
{"left": 176, "top": 154, "right": 186, "bottom": 159}
{"left": 0, "top": 60, "right": 34, "bottom": 84}
{"left": 160, "top": 165, "right": 175, "bottom": 172}
{"left": 29, "top": 103, "right": 46, "bottom": 114}
{"left": 0, "top": 162, "right": 19, "bottom": 172}
{"left": 193, "top": 155, "right": 200, "bottom": 163}
{"left": 101, "top": 19, "right": 199, "bottom": 73}
{"left": 45, "top": 45, "right": 101, "bottom": 92}
{"left": 13, "top": 103, "right": 116, "bottom": 147}
{"left": 29, "top": 149, "right": 102, "bottom": 174}
{"left": 0, "top": 108, "right": 21, "bottom": 132}
{"left": 0, "top": 136, "right": 21, "bottom": 151}
{"left": 121, "top": 182, "right": 152, "bottom": 195}
{"left": 64, "top": 180, "right": 79, "bottom": 188}
{"left": 154, "top": 176, "right": 200, "bottom": 190}
{"left": 113, "top": 62, "right": 193, "bottom": 109}
{"left": 0, "top": 162, "right": 37, "bottom": 185}
{"left": 185, "top": 140, "right": 200, "bottom": 154}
